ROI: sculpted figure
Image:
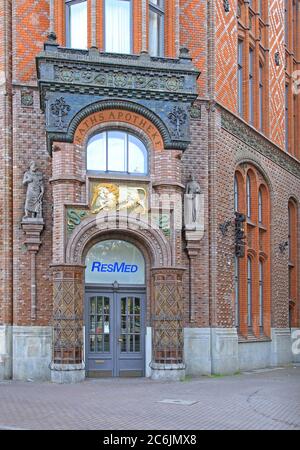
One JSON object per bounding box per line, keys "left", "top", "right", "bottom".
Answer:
{"left": 23, "top": 162, "right": 44, "bottom": 219}
{"left": 185, "top": 174, "right": 201, "bottom": 229}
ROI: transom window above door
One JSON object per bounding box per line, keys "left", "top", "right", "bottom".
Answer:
{"left": 87, "top": 130, "right": 148, "bottom": 175}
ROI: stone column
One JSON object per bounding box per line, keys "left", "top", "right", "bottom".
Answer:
{"left": 50, "top": 265, "right": 85, "bottom": 383}
{"left": 150, "top": 268, "right": 185, "bottom": 380}
{"left": 21, "top": 219, "right": 44, "bottom": 320}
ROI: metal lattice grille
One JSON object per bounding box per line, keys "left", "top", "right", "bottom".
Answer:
{"left": 52, "top": 270, "right": 84, "bottom": 365}
{"left": 152, "top": 270, "right": 184, "bottom": 364}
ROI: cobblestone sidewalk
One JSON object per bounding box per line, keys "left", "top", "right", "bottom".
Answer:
{"left": 0, "top": 366, "right": 299, "bottom": 430}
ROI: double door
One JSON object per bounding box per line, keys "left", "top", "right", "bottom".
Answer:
{"left": 85, "top": 290, "right": 145, "bottom": 377}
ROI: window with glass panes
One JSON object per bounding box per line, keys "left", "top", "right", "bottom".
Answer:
{"left": 149, "top": 1, "right": 164, "bottom": 57}
{"left": 66, "top": 0, "right": 88, "bottom": 49}
{"left": 87, "top": 131, "right": 148, "bottom": 175}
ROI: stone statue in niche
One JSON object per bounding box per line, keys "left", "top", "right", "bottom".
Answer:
{"left": 184, "top": 174, "right": 202, "bottom": 230}
{"left": 23, "top": 161, "right": 44, "bottom": 220}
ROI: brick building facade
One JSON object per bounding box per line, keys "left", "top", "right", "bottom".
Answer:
{"left": 0, "top": 0, "right": 299, "bottom": 382}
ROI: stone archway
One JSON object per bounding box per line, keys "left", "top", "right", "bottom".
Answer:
{"left": 51, "top": 215, "right": 185, "bottom": 382}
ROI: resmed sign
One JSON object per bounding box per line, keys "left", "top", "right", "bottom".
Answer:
{"left": 91, "top": 261, "right": 138, "bottom": 273}
{"left": 85, "top": 240, "right": 145, "bottom": 285}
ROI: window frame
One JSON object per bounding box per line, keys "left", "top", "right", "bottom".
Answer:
{"left": 235, "top": 256, "right": 240, "bottom": 327}
{"left": 259, "top": 63, "right": 264, "bottom": 131}
{"left": 65, "top": 0, "right": 88, "bottom": 49}
{"left": 86, "top": 129, "right": 149, "bottom": 176}
{"left": 259, "top": 259, "right": 264, "bottom": 328}
{"left": 103, "top": 0, "right": 133, "bottom": 54}
{"left": 258, "top": 187, "right": 263, "bottom": 224}
{"left": 247, "top": 256, "right": 253, "bottom": 328}
{"left": 149, "top": 0, "right": 165, "bottom": 57}
{"left": 246, "top": 174, "right": 251, "bottom": 219}
{"left": 238, "top": 39, "right": 244, "bottom": 116}
{"left": 249, "top": 47, "right": 254, "bottom": 125}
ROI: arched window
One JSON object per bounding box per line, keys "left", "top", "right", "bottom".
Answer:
{"left": 234, "top": 175, "right": 239, "bottom": 211}
{"left": 247, "top": 257, "right": 252, "bottom": 327}
{"left": 258, "top": 188, "right": 263, "bottom": 223}
{"left": 246, "top": 174, "right": 251, "bottom": 218}
{"left": 259, "top": 260, "right": 264, "bottom": 328}
{"left": 234, "top": 256, "right": 239, "bottom": 327}
{"left": 234, "top": 165, "right": 271, "bottom": 338}
{"left": 288, "top": 199, "right": 298, "bottom": 327}
{"left": 87, "top": 130, "right": 148, "bottom": 175}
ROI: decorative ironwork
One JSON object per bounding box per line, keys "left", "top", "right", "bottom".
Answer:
{"left": 50, "top": 97, "right": 71, "bottom": 129}
{"left": 279, "top": 241, "right": 289, "bottom": 254}
{"left": 152, "top": 269, "right": 184, "bottom": 365}
{"left": 219, "top": 219, "right": 233, "bottom": 236}
{"left": 235, "top": 212, "right": 246, "bottom": 257}
{"left": 52, "top": 268, "right": 84, "bottom": 365}
{"left": 168, "top": 106, "right": 187, "bottom": 138}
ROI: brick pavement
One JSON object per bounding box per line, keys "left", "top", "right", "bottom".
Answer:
{"left": 0, "top": 366, "right": 299, "bottom": 430}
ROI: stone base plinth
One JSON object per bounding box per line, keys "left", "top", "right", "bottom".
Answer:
{"left": 184, "top": 328, "right": 211, "bottom": 376}
{"left": 291, "top": 328, "right": 300, "bottom": 363}
{"left": 150, "top": 363, "right": 185, "bottom": 381}
{"left": 271, "top": 328, "right": 292, "bottom": 366}
{"left": 211, "top": 328, "right": 239, "bottom": 375}
{"left": 13, "top": 326, "right": 52, "bottom": 381}
{"left": 0, "top": 325, "right": 12, "bottom": 380}
{"left": 50, "top": 363, "right": 85, "bottom": 383}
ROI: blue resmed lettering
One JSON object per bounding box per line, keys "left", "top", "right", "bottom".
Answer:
{"left": 91, "top": 262, "right": 138, "bottom": 273}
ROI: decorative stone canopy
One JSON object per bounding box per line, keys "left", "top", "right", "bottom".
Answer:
{"left": 36, "top": 39, "right": 200, "bottom": 153}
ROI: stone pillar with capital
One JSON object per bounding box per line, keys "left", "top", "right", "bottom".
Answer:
{"left": 50, "top": 265, "right": 85, "bottom": 383}
{"left": 150, "top": 268, "right": 186, "bottom": 380}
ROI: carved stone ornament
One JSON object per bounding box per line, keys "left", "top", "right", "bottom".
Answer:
{"left": 50, "top": 97, "right": 71, "bottom": 129}
{"left": 23, "top": 161, "right": 44, "bottom": 220}
{"left": 184, "top": 175, "right": 204, "bottom": 233}
{"left": 168, "top": 106, "right": 187, "bottom": 138}
{"left": 21, "top": 90, "right": 34, "bottom": 107}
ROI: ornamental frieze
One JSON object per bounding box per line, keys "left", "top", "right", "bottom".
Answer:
{"left": 54, "top": 66, "right": 185, "bottom": 93}
{"left": 221, "top": 109, "right": 300, "bottom": 180}
{"left": 36, "top": 44, "right": 200, "bottom": 151}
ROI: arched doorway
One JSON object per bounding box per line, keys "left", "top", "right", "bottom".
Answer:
{"left": 84, "top": 239, "right": 146, "bottom": 377}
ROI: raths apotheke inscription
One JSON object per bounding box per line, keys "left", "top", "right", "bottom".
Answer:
{"left": 74, "top": 109, "right": 164, "bottom": 150}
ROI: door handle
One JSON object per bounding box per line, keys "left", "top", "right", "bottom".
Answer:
{"left": 118, "top": 337, "right": 123, "bottom": 343}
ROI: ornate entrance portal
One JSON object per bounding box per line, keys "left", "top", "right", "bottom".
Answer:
{"left": 85, "top": 240, "right": 146, "bottom": 377}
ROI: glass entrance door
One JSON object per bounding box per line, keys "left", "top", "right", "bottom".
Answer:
{"left": 85, "top": 291, "right": 145, "bottom": 377}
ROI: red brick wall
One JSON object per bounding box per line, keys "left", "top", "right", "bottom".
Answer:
{"left": 12, "top": 89, "right": 53, "bottom": 326}
{"left": 13, "top": 0, "right": 49, "bottom": 84}
{"left": 0, "top": 0, "right": 13, "bottom": 325}
{"left": 180, "top": 0, "right": 207, "bottom": 97}
{"left": 215, "top": 0, "right": 238, "bottom": 112}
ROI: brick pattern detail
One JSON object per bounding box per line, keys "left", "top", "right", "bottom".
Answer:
{"left": 215, "top": 0, "right": 238, "bottom": 112}
{"left": 14, "top": 0, "right": 49, "bottom": 83}
{"left": 180, "top": 0, "right": 207, "bottom": 96}
{"left": 269, "top": 0, "right": 285, "bottom": 148}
